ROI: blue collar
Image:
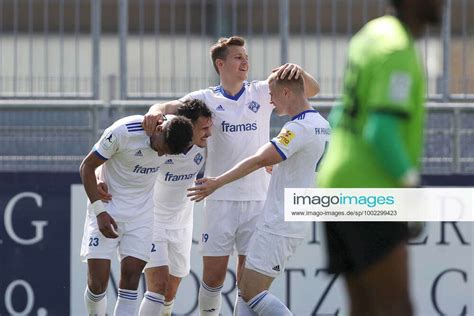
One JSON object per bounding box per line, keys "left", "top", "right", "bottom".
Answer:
{"left": 218, "top": 84, "right": 246, "bottom": 101}
{"left": 291, "top": 109, "right": 318, "bottom": 121}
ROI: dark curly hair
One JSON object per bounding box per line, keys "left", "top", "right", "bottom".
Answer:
{"left": 163, "top": 116, "right": 193, "bottom": 154}
{"left": 176, "top": 99, "right": 213, "bottom": 123}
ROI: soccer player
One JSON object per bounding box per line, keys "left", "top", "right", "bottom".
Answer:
{"left": 80, "top": 115, "right": 193, "bottom": 316}
{"left": 188, "top": 73, "right": 330, "bottom": 315}
{"left": 138, "top": 99, "right": 213, "bottom": 315}
{"left": 317, "top": 0, "right": 444, "bottom": 315}
{"left": 143, "top": 36, "right": 320, "bottom": 315}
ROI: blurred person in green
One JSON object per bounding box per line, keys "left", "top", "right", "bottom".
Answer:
{"left": 317, "top": 0, "right": 444, "bottom": 315}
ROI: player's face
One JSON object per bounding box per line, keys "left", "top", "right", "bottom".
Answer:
{"left": 192, "top": 116, "right": 213, "bottom": 148}
{"left": 220, "top": 45, "right": 249, "bottom": 81}
{"left": 269, "top": 81, "right": 288, "bottom": 116}
{"left": 150, "top": 120, "right": 170, "bottom": 156}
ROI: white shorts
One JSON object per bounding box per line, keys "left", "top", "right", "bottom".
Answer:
{"left": 144, "top": 226, "right": 193, "bottom": 278}
{"left": 80, "top": 213, "right": 153, "bottom": 263}
{"left": 245, "top": 229, "right": 304, "bottom": 278}
{"left": 199, "top": 200, "right": 264, "bottom": 256}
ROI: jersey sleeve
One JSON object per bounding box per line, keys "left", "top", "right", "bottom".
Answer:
{"left": 366, "top": 50, "right": 417, "bottom": 116}
{"left": 93, "top": 125, "right": 123, "bottom": 160}
{"left": 179, "top": 89, "right": 206, "bottom": 102}
{"left": 270, "top": 122, "right": 305, "bottom": 161}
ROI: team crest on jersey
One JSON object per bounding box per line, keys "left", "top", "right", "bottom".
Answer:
{"left": 100, "top": 132, "right": 116, "bottom": 150}
{"left": 216, "top": 105, "right": 225, "bottom": 111}
{"left": 194, "top": 153, "right": 203, "bottom": 165}
{"left": 276, "top": 128, "right": 296, "bottom": 147}
{"left": 248, "top": 101, "right": 260, "bottom": 113}
{"left": 164, "top": 159, "right": 174, "bottom": 164}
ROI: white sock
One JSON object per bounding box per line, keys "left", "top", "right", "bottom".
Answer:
{"left": 199, "top": 281, "right": 223, "bottom": 315}
{"left": 84, "top": 287, "right": 107, "bottom": 316}
{"left": 247, "top": 290, "right": 292, "bottom": 316}
{"left": 114, "top": 288, "right": 138, "bottom": 316}
{"left": 138, "top": 291, "right": 165, "bottom": 316}
{"left": 160, "top": 299, "right": 174, "bottom": 316}
{"left": 234, "top": 291, "right": 256, "bottom": 316}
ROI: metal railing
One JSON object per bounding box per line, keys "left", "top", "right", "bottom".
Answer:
{"left": 118, "top": 0, "right": 473, "bottom": 101}
{"left": 0, "top": 100, "right": 104, "bottom": 172}
{"left": 0, "top": 0, "right": 101, "bottom": 99}
{"left": 0, "top": 0, "right": 471, "bottom": 101}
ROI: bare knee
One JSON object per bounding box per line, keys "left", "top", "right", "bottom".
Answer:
{"left": 87, "top": 277, "right": 108, "bottom": 294}
{"left": 120, "top": 258, "right": 146, "bottom": 289}
{"left": 148, "top": 274, "right": 169, "bottom": 295}
{"left": 202, "top": 256, "right": 229, "bottom": 287}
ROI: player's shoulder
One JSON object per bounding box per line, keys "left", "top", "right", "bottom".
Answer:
{"left": 245, "top": 80, "right": 268, "bottom": 90}
{"left": 289, "top": 110, "right": 330, "bottom": 132}
{"left": 109, "top": 115, "right": 145, "bottom": 135}
{"left": 362, "top": 16, "right": 412, "bottom": 54}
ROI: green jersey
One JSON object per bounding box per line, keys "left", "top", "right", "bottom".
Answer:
{"left": 318, "top": 15, "right": 425, "bottom": 188}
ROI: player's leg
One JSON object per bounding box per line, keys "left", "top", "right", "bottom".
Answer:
{"left": 240, "top": 229, "right": 303, "bottom": 316}
{"left": 199, "top": 200, "right": 238, "bottom": 315}
{"left": 139, "top": 234, "right": 170, "bottom": 315}
{"left": 233, "top": 255, "right": 249, "bottom": 315}
{"left": 325, "top": 222, "right": 411, "bottom": 316}
{"left": 81, "top": 214, "right": 118, "bottom": 315}
{"left": 85, "top": 259, "right": 111, "bottom": 315}
{"left": 160, "top": 226, "right": 192, "bottom": 315}
{"left": 115, "top": 218, "right": 153, "bottom": 316}
{"left": 200, "top": 256, "right": 229, "bottom": 315}
{"left": 138, "top": 266, "right": 167, "bottom": 315}
{"left": 160, "top": 275, "right": 181, "bottom": 316}
{"left": 345, "top": 242, "right": 412, "bottom": 316}
{"left": 233, "top": 201, "right": 265, "bottom": 314}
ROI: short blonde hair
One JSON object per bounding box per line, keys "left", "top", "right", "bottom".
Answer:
{"left": 210, "top": 36, "right": 246, "bottom": 74}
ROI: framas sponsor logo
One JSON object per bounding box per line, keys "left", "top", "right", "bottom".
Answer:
{"left": 276, "top": 128, "right": 295, "bottom": 147}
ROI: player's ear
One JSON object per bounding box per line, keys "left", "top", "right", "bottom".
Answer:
{"left": 216, "top": 59, "right": 224, "bottom": 70}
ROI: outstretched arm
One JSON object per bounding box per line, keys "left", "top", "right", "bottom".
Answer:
{"left": 187, "top": 143, "right": 283, "bottom": 202}
{"left": 271, "top": 63, "right": 320, "bottom": 98}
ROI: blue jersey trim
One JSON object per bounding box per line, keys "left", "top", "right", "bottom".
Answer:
{"left": 93, "top": 150, "right": 108, "bottom": 161}
{"left": 270, "top": 140, "right": 287, "bottom": 161}
{"left": 218, "top": 84, "right": 246, "bottom": 101}
{"left": 291, "top": 109, "right": 318, "bottom": 121}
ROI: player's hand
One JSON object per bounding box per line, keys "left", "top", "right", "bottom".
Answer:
{"left": 97, "top": 212, "right": 119, "bottom": 238}
{"left": 187, "top": 177, "right": 220, "bottom": 202}
{"left": 142, "top": 109, "right": 165, "bottom": 136}
{"left": 272, "top": 63, "right": 303, "bottom": 80}
{"left": 264, "top": 165, "right": 273, "bottom": 174}
{"left": 97, "top": 181, "right": 112, "bottom": 202}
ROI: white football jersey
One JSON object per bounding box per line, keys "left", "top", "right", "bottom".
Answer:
{"left": 93, "top": 115, "right": 167, "bottom": 222}
{"left": 258, "top": 110, "right": 331, "bottom": 238}
{"left": 153, "top": 145, "right": 206, "bottom": 229}
{"left": 181, "top": 80, "right": 273, "bottom": 201}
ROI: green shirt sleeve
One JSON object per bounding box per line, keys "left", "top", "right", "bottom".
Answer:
{"left": 366, "top": 50, "right": 417, "bottom": 116}
{"left": 363, "top": 112, "right": 413, "bottom": 180}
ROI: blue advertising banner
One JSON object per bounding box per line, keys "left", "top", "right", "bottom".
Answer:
{"left": 0, "top": 173, "right": 472, "bottom": 315}
{"left": 0, "top": 173, "right": 79, "bottom": 316}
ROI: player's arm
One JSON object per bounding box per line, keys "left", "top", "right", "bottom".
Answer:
{"left": 271, "top": 63, "right": 320, "bottom": 98}
{"left": 364, "top": 113, "right": 419, "bottom": 187}
{"left": 142, "top": 99, "right": 183, "bottom": 135}
{"left": 80, "top": 152, "right": 119, "bottom": 238}
{"left": 188, "top": 143, "right": 283, "bottom": 202}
